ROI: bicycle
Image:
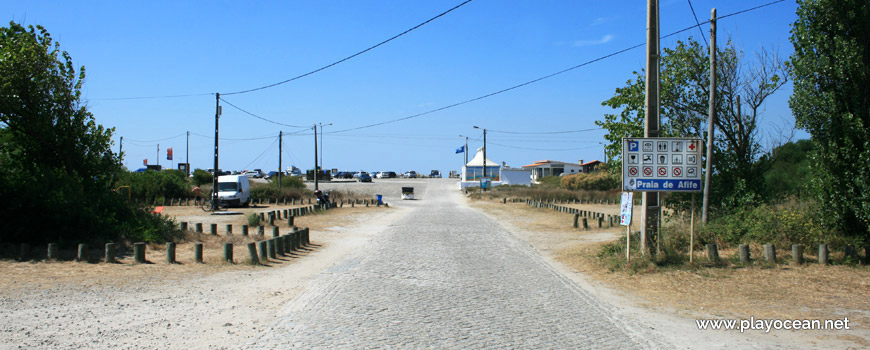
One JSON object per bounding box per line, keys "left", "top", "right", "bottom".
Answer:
{"left": 201, "top": 197, "right": 227, "bottom": 212}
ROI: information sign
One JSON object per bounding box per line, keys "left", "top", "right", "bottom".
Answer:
{"left": 619, "top": 192, "right": 633, "bottom": 226}
{"left": 622, "top": 137, "right": 704, "bottom": 192}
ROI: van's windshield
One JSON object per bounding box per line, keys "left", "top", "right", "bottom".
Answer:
{"left": 218, "top": 182, "right": 239, "bottom": 192}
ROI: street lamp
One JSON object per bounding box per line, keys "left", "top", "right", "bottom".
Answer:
{"left": 319, "top": 122, "right": 332, "bottom": 172}
{"left": 313, "top": 124, "right": 318, "bottom": 191}
{"left": 473, "top": 126, "right": 487, "bottom": 190}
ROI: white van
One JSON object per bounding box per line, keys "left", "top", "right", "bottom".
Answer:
{"left": 217, "top": 175, "right": 251, "bottom": 207}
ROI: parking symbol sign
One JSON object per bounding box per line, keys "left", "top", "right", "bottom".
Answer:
{"left": 628, "top": 141, "right": 639, "bottom": 152}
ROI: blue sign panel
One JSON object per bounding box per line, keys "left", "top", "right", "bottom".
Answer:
{"left": 628, "top": 141, "right": 639, "bottom": 152}
{"left": 634, "top": 179, "right": 701, "bottom": 191}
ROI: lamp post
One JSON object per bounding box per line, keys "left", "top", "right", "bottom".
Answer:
{"left": 313, "top": 124, "right": 318, "bottom": 191}
{"left": 319, "top": 122, "right": 332, "bottom": 174}
{"left": 473, "top": 126, "right": 487, "bottom": 190}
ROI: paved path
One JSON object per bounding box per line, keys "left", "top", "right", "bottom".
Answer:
{"left": 250, "top": 180, "right": 662, "bottom": 349}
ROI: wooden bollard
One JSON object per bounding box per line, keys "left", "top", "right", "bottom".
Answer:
{"left": 288, "top": 232, "right": 297, "bottom": 251}
{"left": 269, "top": 215, "right": 275, "bottom": 227}
{"left": 105, "top": 243, "right": 116, "bottom": 263}
{"left": 226, "top": 224, "right": 233, "bottom": 235}
{"left": 573, "top": 213, "right": 580, "bottom": 228}
{"left": 247, "top": 242, "right": 259, "bottom": 265}
{"left": 194, "top": 243, "right": 203, "bottom": 263}
{"left": 845, "top": 244, "right": 858, "bottom": 262}
{"left": 865, "top": 245, "right": 870, "bottom": 265}
{"left": 276, "top": 236, "right": 285, "bottom": 256}
{"left": 303, "top": 227, "right": 310, "bottom": 246}
{"left": 209, "top": 224, "right": 217, "bottom": 235}
{"left": 47, "top": 243, "right": 59, "bottom": 261}
{"left": 258, "top": 241, "right": 268, "bottom": 261}
{"left": 582, "top": 218, "right": 588, "bottom": 230}
{"left": 791, "top": 244, "right": 804, "bottom": 264}
{"left": 77, "top": 243, "right": 88, "bottom": 262}
{"left": 267, "top": 239, "right": 276, "bottom": 259}
{"left": 166, "top": 242, "right": 176, "bottom": 264}
{"left": 242, "top": 225, "right": 249, "bottom": 236}
{"left": 272, "top": 226, "right": 279, "bottom": 238}
{"left": 19, "top": 243, "right": 30, "bottom": 261}
{"left": 223, "top": 243, "right": 233, "bottom": 263}
{"left": 738, "top": 244, "right": 750, "bottom": 264}
{"left": 195, "top": 223, "right": 203, "bottom": 233}
{"left": 180, "top": 222, "right": 188, "bottom": 231}
{"left": 763, "top": 244, "right": 777, "bottom": 263}
{"left": 818, "top": 244, "right": 828, "bottom": 264}
{"left": 598, "top": 217, "right": 603, "bottom": 228}
{"left": 259, "top": 212, "right": 265, "bottom": 221}
{"left": 705, "top": 243, "right": 719, "bottom": 263}
{"left": 133, "top": 242, "right": 146, "bottom": 264}
{"left": 283, "top": 234, "right": 292, "bottom": 253}
{"left": 257, "top": 226, "right": 265, "bottom": 236}
{"left": 288, "top": 216, "right": 294, "bottom": 227}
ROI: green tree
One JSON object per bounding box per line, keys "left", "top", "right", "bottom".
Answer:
{"left": 757, "top": 139, "right": 814, "bottom": 199}
{"left": 0, "top": 22, "right": 178, "bottom": 244}
{"left": 789, "top": 0, "right": 870, "bottom": 239}
{"left": 191, "top": 168, "right": 213, "bottom": 186}
{"left": 596, "top": 37, "right": 788, "bottom": 211}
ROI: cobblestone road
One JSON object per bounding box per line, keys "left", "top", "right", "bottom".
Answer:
{"left": 249, "top": 180, "right": 663, "bottom": 349}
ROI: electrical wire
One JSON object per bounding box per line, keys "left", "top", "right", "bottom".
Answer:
{"left": 242, "top": 136, "right": 279, "bottom": 170}
{"left": 89, "top": 93, "right": 212, "bottom": 101}
{"left": 486, "top": 141, "right": 602, "bottom": 152}
{"left": 189, "top": 131, "right": 278, "bottom": 141}
{"left": 124, "top": 132, "right": 187, "bottom": 143}
{"left": 330, "top": 0, "right": 785, "bottom": 134}
{"left": 219, "top": 97, "right": 308, "bottom": 128}
{"left": 487, "top": 127, "right": 601, "bottom": 135}
{"left": 687, "top": 0, "right": 709, "bottom": 47}
{"left": 221, "top": 0, "right": 473, "bottom": 96}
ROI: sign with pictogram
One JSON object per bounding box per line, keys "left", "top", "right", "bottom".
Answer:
{"left": 622, "top": 137, "right": 704, "bottom": 192}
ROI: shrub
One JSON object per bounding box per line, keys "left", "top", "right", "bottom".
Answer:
{"left": 246, "top": 213, "right": 261, "bottom": 227}
{"left": 191, "top": 168, "right": 213, "bottom": 186}
{"left": 269, "top": 175, "right": 304, "bottom": 189}
{"left": 116, "top": 169, "right": 190, "bottom": 200}
{"left": 561, "top": 172, "right": 621, "bottom": 191}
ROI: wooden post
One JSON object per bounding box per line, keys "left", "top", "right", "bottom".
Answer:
{"left": 738, "top": 244, "right": 750, "bottom": 264}
{"left": 705, "top": 243, "right": 719, "bottom": 263}
{"left": 180, "top": 222, "right": 188, "bottom": 231}
{"left": 242, "top": 225, "right": 249, "bottom": 236}
{"left": 283, "top": 234, "right": 291, "bottom": 253}
{"left": 194, "top": 243, "right": 203, "bottom": 263}
{"left": 791, "top": 244, "right": 804, "bottom": 265}
{"left": 267, "top": 239, "right": 276, "bottom": 259}
{"left": 276, "top": 236, "right": 285, "bottom": 256}
{"left": 818, "top": 244, "right": 828, "bottom": 264}
{"left": 288, "top": 216, "right": 295, "bottom": 227}
{"left": 598, "top": 217, "right": 603, "bottom": 228}
{"left": 573, "top": 213, "right": 580, "bottom": 228}
{"left": 209, "top": 224, "right": 217, "bottom": 235}
{"left": 47, "top": 243, "right": 58, "bottom": 261}
{"left": 195, "top": 223, "right": 203, "bottom": 233}
{"left": 223, "top": 243, "right": 233, "bottom": 263}
{"left": 247, "top": 242, "right": 259, "bottom": 265}
{"left": 763, "top": 244, "right": 777, "bottom": 263}
{"left": 18, "top": 243, "right": 30, "bottom": 261}
{"left": 257, "top": 226, "right": 265, "bottom": 236}
{"left": 76, "top": 244, "right": 88, "bottom": 262}
{"left": 105, "top": 243, "right": 116, "bottom": 263}
{"left": 258, "top": 241, "right": 268, "bottom": 261}
{"left": 134, "top": 242, "right": 146, "bottom": 264}
{"left": 166, "top": 242, "right": 176, "bottom": 264}
{"left": 844, "top": 244, "right": 858, "bottom": 263}
{"left": 582, "top": 218, "right": 588, "bottom": 230}
{"left": 272, "top": 226, "right": 279, "bottom": 238}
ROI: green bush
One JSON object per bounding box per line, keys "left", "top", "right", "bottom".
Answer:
{"left": 561, "top": 172, "right": 621, "bottom": 191}
{"left": 246, "top": 213, "right": 261, "bottom": 227}
{"left": 269, "top": 175, "right": 304, "bottom": 189}
{"left": 191, "top": 168, "right": 213, "bottom": 186}
{"left": 699, "top": 198, "right": 836, "bottom": 248}
{"left": 116, "top": 169, "right": 191, "bottom": 200}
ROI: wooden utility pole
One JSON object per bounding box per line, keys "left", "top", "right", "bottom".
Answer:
{"left": 213, "top": 93, "right": 221, "bottom": 203}
{"left": 641, "top": 0, "right": 661, "bottom": 256}
{"left": 119, "top": 136, "right": 123, "bottom": 159}
{"left": 313, "top": 124, "right": 319, "bottom": 191}
{"left": 278, "top": 131, "right": 283, "bottom": 189}
{"left": 186, "top": 131, "right": 190, "bottom": 176}
{"left": 702, "top": 8, "right": 716, "bottom": 224}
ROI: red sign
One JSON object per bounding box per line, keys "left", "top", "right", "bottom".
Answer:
{"left": 672, "top": 167, "right": 682, "bottom": 177}
{"left": 643, "top": 167, "right": 653, "bottom": 176}
{"left": 657, "top": 166, "right": 667, "bottom": 177}
{"left": 167, "top": 148, "right": 173, "bottom": 161}
{"left": 143, "top": 159, "right": 148, "bottom": 165}
{"left": 628, "top": 167, "right": 638, "bottom": 176}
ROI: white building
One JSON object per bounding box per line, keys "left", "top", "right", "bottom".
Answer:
{"left": 522, "top": 159, "right": 599, "bottom": 182}
{"left": 458, "top": 148, "right": 531, "bottom": 189}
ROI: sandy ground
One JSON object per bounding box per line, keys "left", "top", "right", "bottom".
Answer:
{"left": 470, "top": 198, "right": 869, "bottom": 350}
{"left": 0, "top": 204, "right": 401, "bottom": 349}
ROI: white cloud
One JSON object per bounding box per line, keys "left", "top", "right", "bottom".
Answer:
{"left": 592, "top": 17, "right": 609, "bottom": 26}
{"left": 572, "top": 34, "right": 614, "bottom": 47}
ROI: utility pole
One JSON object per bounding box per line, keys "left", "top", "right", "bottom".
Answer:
{"left": 702, "top": 8, "right": 716, "bottom": 224}
{"left": 157, "top": 144, "right": 160, "bottom": 167}
{"left": 119, "top": 136, "right": 123, "bottom": 159}
{"left": 213, "top": 93, "right": 221, "bottom": 204}
{"left": 313, "top": 124, "right": 319, "bottom": 191}
{"left": 278, "top": 131, "right": 283, "bottom": 189}
{"left": 474, "top": 126, "right": 487, "bottom": 190}
{"left": 641, "top": 0, "right": 661, "bottom": 256}
{"left": 186, "top": 131, "right": 190, "bottom": 176}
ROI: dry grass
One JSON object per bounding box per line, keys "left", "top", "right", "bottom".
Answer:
{"left": 471, "top": 198, "right": 870, "bottom": 345}
{"left": 0, "top": 205, "right": 388, "bottom": 290}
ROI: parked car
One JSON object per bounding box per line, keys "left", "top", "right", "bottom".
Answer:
{"left": 355, "top": 172, "right": 372, "bottom": 182}
{"left": 382, "top": 171, "right": 397, "bottom": 178}
{"left": 404, "top": 171, "right": 417, "bottom": 178}
{"left": 430, "top": 170, "right": 441, "bottom": 178}
{"left": 264, "top": 171, "right": 280, "bottom": 180}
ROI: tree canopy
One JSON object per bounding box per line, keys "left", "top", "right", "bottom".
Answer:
{"left": 789, "top": 0, "right": 870, "bottom": 239}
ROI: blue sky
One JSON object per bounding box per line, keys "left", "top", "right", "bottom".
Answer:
{"left": 4, "top": 0, "right": 802, "bottom": 174}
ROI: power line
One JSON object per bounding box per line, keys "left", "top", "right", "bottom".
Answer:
{"left": 89, "top": 93, "right": 212, "bottom": 101}
{"left": 221, "top": 0, "right": 473, "bottom": 96}
{"left": 331, "top": 0, "right": 785, "bottom": 134}
{"left": 124, "top": 132, "right": 187, "bottom": 143}
{"left": 243, "top": 136, "right": 280, "bottom": 170}
{"left": 487, "top": 141, "right": 602, "bottom": 152}
{"left": 687, "top": 0, "right": 709, "bottom": 47}
{"left": 218, "top": 97, "right": 308, "bottom": 128}
{"left": 487, "top": 127, "right": 601, "bottom": 135}
{"left": 189, "top": 131, "right": 277, "bottom": 141}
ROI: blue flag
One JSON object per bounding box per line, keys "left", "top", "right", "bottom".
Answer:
{"left": 455, "top": 145, "right": 465, "bottom": 154}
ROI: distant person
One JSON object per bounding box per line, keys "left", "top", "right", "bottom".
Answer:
{"left": 192, "top": 186, "right": 202, "bottom": 204}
